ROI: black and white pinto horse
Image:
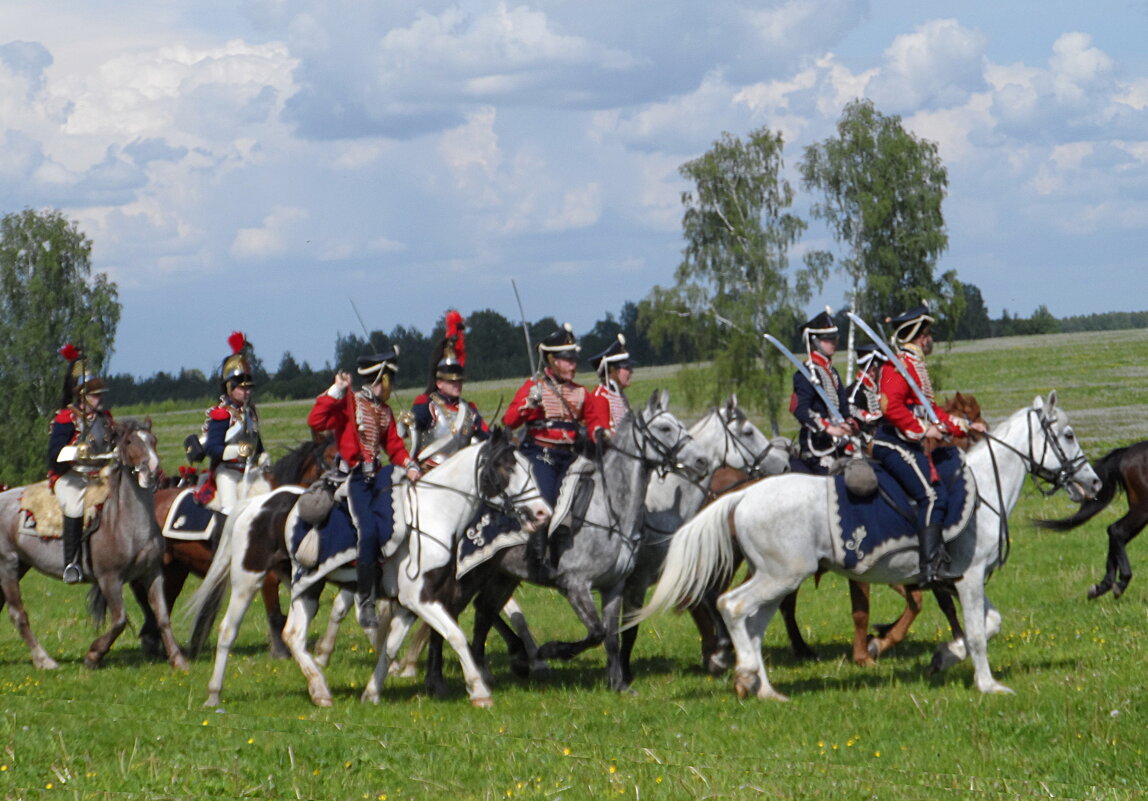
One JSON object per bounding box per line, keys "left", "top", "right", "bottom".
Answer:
{"left": 636, "top": 393, "right": 1101, "bottom": 699}
{"left": 188, "top": 428, "right": 550, "bottom": 708}
{"left": 445, "top": 390, "right": 711, "bottom": 693}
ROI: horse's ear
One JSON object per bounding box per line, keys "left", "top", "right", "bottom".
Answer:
{"left": 1047, "top": 389, "right": 1058, "bottom": 411}
{"left": 657, "top": 388, "right": 669, "bottom": 411}
{"left": 144, "top": 416, "right": 153, "bottom": 431}
{"left": 726, "top": 394, "right": 739, "bottom": 414}
{"left": 1032, "top": 394, "right": 1045, "bottom": 412}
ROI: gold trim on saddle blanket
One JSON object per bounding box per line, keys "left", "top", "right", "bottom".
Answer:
{"left": 18, "top": 476, "right": 110, "bottom": 538}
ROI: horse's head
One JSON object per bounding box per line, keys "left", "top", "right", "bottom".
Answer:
{"left": 478, "top": 427, "right": 551, "bottom": 533}
{"left": 629, "top": 389, "right": 710, "bottom": 481}
{"left": 706, "top": 394, "right": 789, "bottom": 477}
{"left": 116, "top": 419, "right": 160, "bottom": 489}
{"left": 1029, "top": 391, "right": 1102, "bottom": 502}
{"left": 943, "top": 392, "right": 987, "bottom": 448}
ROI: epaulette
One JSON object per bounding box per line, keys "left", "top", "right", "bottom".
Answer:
{"left": 53, "top": 408, "right": 76, "bottom": 424}
{"left": 412, "top": 394, "right": 430, "bottom": 405}
{"left": 208, "top": 406, "right": 232, "bottom": 422}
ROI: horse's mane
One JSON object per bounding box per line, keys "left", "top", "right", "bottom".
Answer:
{"left": 272, "top": 434, "right": 334, "bottom": 485}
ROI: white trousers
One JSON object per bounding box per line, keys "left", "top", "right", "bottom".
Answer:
{"left": 54, "top": 471, "right": 92, "bottom": 518}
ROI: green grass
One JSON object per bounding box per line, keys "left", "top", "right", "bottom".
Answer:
{"left": 5, "top": 332, "right": 1148, "bottom": 799}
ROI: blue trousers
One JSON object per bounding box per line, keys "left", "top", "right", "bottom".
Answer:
{"left": 521, "top": 441, "right": 576, "bottom": 507}
{"left": 872, "top": 433, "right": 962, "bottom": 529}
{"left": 346, "top": 466, "right": 395, "bottom": 573}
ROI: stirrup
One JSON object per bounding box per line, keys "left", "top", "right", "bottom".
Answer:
{"left": 62, "top": 563, "right": 83, "bottom": 585}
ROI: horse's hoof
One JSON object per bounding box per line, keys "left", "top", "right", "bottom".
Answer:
{"left": 311, "top": 695, "right": 334, "bottom": 708}
{"left": 1087, "top": 584, "right": 1107, "bottom": 600}
{"left": 140, "top": 635, "right": 165, "bottom": 661}
{"left": 268, "top": 643, "right": 291, "bottom": 661}
{"left": 979, "top": 680, "right": 1015, "bottom": 695}
{"left": 867, "top": 639, "right": 882, "bottom": 659}
{"left": 853, "top": 654, "right": 877, "bottom": 668}
{"left": 83, "top": 653, "right": 103, "bottom": 670}
{"left": 204, "top": 694, "right": 221, "bottom": 708}
{"left": 360, "top": 690, "right": 381, "bottom": 705}
{"left": 733, "top": 670, "right": 759, "bottom": 699}
{"left": 170, "top": 655, "right": 190, "bottom": 673}
{"left": 33, "top": 656, "right": 60, "bottom": 671}
{"left": 470, "top": 696, "right": 494, "bottom": 709}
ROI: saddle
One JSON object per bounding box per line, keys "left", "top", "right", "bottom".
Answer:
{"left": 160, "top": 488, "right": 225, "bottom": 542}
{"left": 548, "top": 455, "right": 596, "bottom": 536}
{"left": 18, "top": 478, "right": 110, "bottom": 538}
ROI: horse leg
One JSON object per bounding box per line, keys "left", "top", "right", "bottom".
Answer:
{"left": 717, "top": 572, "right": 792, "bottom": 701}
{"left": 1109, "top": 510, "right": 1148, "bottom": 599}
{"left": 397, "top": 588, "right": 494, "bottom": 708}
{"left": 389, "top": 622, "right": 430, "bottom": 678}
{"left": 130, "top": 578, "right": 165, "bottom": 660}
{"left": 261, "top": 572, "right": 290, "bottom": 659}
{"left": 362, "top": 605, "right": 416, "bottom": 704}
{"left": 282, "top": 589, "right": 332, "bottom": 707}
{"left": 868, "top": 584, "right": 924, "bottom": 661}
{"left": 1, "top": 566, "right": 59, "bottom": 670}
{"left": 780, "top": 588, "right": 818, "bottom": 661}
{"left": 688, "top": 588, "right": 733, "bottom": 676}
{"left": 599, "top": 587, "right": 630, "bottom": 693}
{"left": 501, "top": 596, "right": 548, "bottom": 674}
{"left": 535, "top": 581, "right": 606, "bottom": 663}
{"left": 139, "top": 570, "right": 189, "bottom": 671}
{"left": 204, "top": 566, "right": 266, "bottom": 707}
{"left": 85, "top": 576, "right": 128, "bottom": 669}
{"left": 848, "top": 580, "right": 875, "bottom": 666}
{"left": 314, "top": 588, "right": 353, "bottom": 669}
{"left": 953, "top": 563, "right": 1011, "bottom": 694}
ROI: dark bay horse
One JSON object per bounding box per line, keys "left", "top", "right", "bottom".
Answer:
{"left": 1036, "top": 440, "right": 1148, "bottom": 599}
{"left": 0, "top": 421, "right": 188, "bottom": 670}
{"left": 137, "top": 435, "right": 336, "bottom": 658}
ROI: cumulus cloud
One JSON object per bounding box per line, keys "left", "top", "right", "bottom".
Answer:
{"left": 230, "top": 205, "right": 308, "bottom": 260}
{"left": 867, "top": 19, "right": 988, "bottom": 110}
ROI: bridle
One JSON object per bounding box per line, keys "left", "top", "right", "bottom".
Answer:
{"left": 609, "top": 407, "right": 699, "bottom": 480}
{"left": 712, "top": 408, "right": 784, "bottom": 480}
{"left": 981, "top": 408, "right": 1088, "bottom": 497}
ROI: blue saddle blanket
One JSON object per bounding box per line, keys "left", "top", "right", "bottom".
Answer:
{"left": 826, "top": 460, "right": 977, "bottom": 574}
{"left": 160, "top": 488, "right": 223, "bottom": 541}
{"left": 456, "top": 509, "right": 529, "bottom": 578}
{"left": 288, "top": 501, "right": 358, "bottom": 597}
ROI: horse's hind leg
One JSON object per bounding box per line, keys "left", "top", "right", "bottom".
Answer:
{"left": 204, "top": 567, "right": 265, "bottom": 707}
{"left": 780, "top": 588, "right": 819, "bottom": 661}
{"left": 868, "top": 584, "right": 924, "bottom": 661}
{"left": 282, "top": 589, "right": 331, "bottom": 707}
{"left": 717, "top": 573, "right": 790, "bottom": 701}
{"left": 954, "top": 564, "right": 1011, "bottom": 695}
{"left": 314, "top": 588, "right": 353, "bottom": 669}
{"left": 261, "top": 572, "right": 289, "bottom": 659}
{"left": 848, "top": 581, "right": 875, "bottom": 666}
{"left": 1109, "top": 510, "right": 1148, "bottom": 599}
{"left": 130, "top": 578, "right": 165, "bottom": 660}
{"left": 1, "top": 567, "right": 59, "bottom": 670}
{"left": 502, "top": 597, "right": 548, "bottom": 674}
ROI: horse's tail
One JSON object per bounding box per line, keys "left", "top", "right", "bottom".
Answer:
{"left": 1034, "top": 446, "right": 1127, "bottom": 531}
{"left": 185, "top": 509, "right": 240, "bottom": 658}
{"left": 87, "top": 584, "right": 107, "bottom": 628}
{"left": 626, "top": 492, "right": 742, "bottom": 629}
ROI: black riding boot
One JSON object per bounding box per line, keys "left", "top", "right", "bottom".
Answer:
{"left": 918, "top": 523, "right": 947, "bottom": 588}
{"left": 62, "top": 515, "right": 84, "bottom": 584}
{"left": 526, "top": 525, "right": 555, "bottom": 583}
{"left": 356, "top": 559, "right": 380, "bottom": 630}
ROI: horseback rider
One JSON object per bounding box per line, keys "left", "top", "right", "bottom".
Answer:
{"left": 195, "top": 332, "right": 266, "bottom": 515}
{"left": 407, "top": 311, "right": 489, "bottom": 471}
{"left": 871, "top": 304, "right": 987, "bottom": 587}
{"left": 48, "top": 344, "right": 115, "bottom": 584}
{"left": 790, "top": 308, "right": 858, "bottom": 474}
{"left": 503, "top": 323, "right": 609, "bottom": 580}
{"left": 307, "top": 349, "right": 421, "bottom": 629}
{"left": 589, "top": 333, "right": 633, "bottom": 441}
{"left": 847, "top": 343, "right": 888, "bottom": 441}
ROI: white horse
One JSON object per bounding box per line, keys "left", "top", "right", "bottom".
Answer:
{"left": 188, "top": 429, "right": 550, "bottom": 708}
{"left": 635, "top": 393, "right": 1101, "bottom": 699}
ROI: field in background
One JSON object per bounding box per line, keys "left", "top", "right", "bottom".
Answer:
{"left": 1, "top": 330, "right": 1146, "bottom": 799}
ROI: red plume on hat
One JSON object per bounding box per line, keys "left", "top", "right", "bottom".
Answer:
{"left": 228, "top": 331, "right": 246, "bottom": 354}
{"left": 59, "top": 343, "right": 80, "bottom": 362}
{"left": 445, "top": 310, "right": 466, "bottom": 367}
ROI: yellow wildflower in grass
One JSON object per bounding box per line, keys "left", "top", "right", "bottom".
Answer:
{"left": 202, "top": 720, "right": 209, "bottom": 726}
{"left": 1, "top": 765, "right": 7, "bottom": 771}
{"left": 248, "top": 738, "right": 254, "bottom": 745}
{"left": 874, "top": 751, "right": 881, "bottom": 758}
{"left": 563, "top": 747, "right": 571, "bottom": 756}
{"left": 656, "top": 777, "right": 662, "bottom": 784}
{"left": 609, "top": 765, "right": 617, "bottom": 774}
{"left": 46, "top": 783, "right": 53, "bottom": 789}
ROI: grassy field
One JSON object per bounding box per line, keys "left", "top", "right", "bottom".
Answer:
{"left": 3, "top": 331, "right": 1148, "bottom": 799}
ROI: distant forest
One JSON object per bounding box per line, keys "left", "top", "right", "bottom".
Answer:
{"left": 105, "top": 288, "right": 1148, "bottom": 406}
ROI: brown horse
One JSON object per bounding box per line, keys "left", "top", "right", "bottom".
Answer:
{"left": 690, "top": 393, "right": 982, "bottom": 672}
{"left": 0, "top": 420, "right": 188, "bottom": 670}
{"left": 1035, "top": 440, "right": 1148, "bottom": 599}
{"left": 136, "top": 435, "right": 337, "bottom": 658}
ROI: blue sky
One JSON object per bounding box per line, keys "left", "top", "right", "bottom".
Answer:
{"left": 1, "top": 0, "right": 1146, "bottom": 378}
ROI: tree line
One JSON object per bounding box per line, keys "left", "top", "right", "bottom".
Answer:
{"left": 2, "top": 98, "right": 1144, "bottom": 484}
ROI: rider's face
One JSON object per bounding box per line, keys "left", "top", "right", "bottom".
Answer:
{"left": 436, "top": 378, "right": 462, "bottom": 400}
{"left": 229, "top": 385, "right": 253, "bottom": 405}
{"left": 549, "top": 356, "right": 577, "bottom": 382}
{"left": 916, "top": 330, "right": 935, "bottom": 356}
{"left": 816, "top": 336, "right": 838, "bottom": 358}
{"left": 610, "top": 365, "right": 633, "bottom": 389}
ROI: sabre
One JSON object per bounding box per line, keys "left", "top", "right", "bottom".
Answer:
{"left": 510, "top": 280, "right": 538, "bottom": 377}
{"left": 846, "top": 312, "right": 939, "bottom": 425}
{"left": 348, "top": 297, "right": 379, "bottom": 351}
{"left": 760, "top": 333, "right": 847, "bottom": 425}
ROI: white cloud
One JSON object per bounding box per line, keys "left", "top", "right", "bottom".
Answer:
{"left": 868, "top": 19, "right": 988, "bottom": 110}
{"left": 230, "top": 205, "right": 307, "bottom": 260}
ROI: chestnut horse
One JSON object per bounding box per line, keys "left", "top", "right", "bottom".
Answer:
{"left": 692, "top": 393, "right": 983, "bottom": 672}
{"left": 1035, "top": 439, "right": 1148, "bottom": 599}
{"left": 136, "top": 435, "right": 336, "bottom": 658}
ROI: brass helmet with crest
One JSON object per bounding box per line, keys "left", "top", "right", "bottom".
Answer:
{"left": 427, "top": 310, "right": 466, "bottom": 392}
{"left": 59, "top": 343, "right": 106, "bottom": 408}
{"left": 220, "top": 331, "right": 255, "bottom": 394}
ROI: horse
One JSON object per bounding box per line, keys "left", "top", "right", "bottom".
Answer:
{"left": 688, "top": 393, "right": 985, "bottom": 674}
{"left": 436, "top": 390, "right": 711, "bottom": 694}
{"left": 0, "top": 420, "right": 188, "bottom": 671}
{"left": 1035, "top": 439, "right": 1148, "bottom": 600}
{"left": 634, "top": 393, "right": 1100, "bottom": 699}
{"left": 618, "top": 395, "right": 790, "bottom": 686}
{"left": 187, "top": 427, "right": 551, "bottom": 708}
{"left": 138, "top": 435, "right": 337, "bottom": 659}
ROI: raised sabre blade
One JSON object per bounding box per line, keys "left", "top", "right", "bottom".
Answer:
{"left": 760, "top": 333, "right": 846, "bottom": 424}
{"left": 845, "top": 311, "right": 939, "bottom": 425}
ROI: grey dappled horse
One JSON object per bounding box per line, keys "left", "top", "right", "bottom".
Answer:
{"left": 637, "top": 393, "right": 1101, "bottom": 699}
{"left": 446, "top": 389, "right": 711, "bottom": 693}
{"left": 0, "top": 421, "right": 187, "bottom": 671}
